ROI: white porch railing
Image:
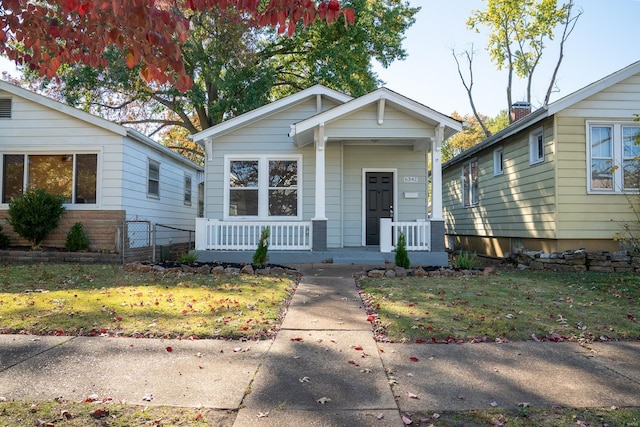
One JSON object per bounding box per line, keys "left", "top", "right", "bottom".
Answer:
{"left": 195, "top": 219, "right": 312, "bottom": 251}
{"left": 380, "top": 218, "right": 431, "bottom": 252}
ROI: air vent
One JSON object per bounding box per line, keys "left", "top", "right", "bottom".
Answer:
{"left": 0, "top": 98, "right": 11, "bottom": 119}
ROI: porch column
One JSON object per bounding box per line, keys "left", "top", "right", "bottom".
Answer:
{"left": 430, "top": 124, "right": 445, "bottom": 221}
{"left": 312, "top": 124, "right": 328, "bottom": 251}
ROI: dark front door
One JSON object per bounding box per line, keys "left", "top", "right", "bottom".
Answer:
{"left": 366, "top": 172, "right": 393, "bottom": 246}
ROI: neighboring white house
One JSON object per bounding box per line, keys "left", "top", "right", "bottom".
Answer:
{"left": 0, "top": 80, "right": 203, "bottom": 256}
{"left": 192, "top": 85, "right": 461, "bottom": 265}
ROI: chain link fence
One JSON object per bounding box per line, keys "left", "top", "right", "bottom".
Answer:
{"left": 121, "top": 219, "right": 195, "bottom": 264}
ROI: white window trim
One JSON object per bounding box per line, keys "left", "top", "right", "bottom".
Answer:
{"left": 461, "top": 158, "right": 478, "bottom": 208}
{"left": 586, "top": 120, "right": 640, "bottom": 194}
{"left": 223, "top": 154, "right": 302, "bottom": 220}
{"left": 493, "top": 146, "right": 504, "bottom": 176}
{"left": 147, "top": 158, "right": 160, "bottom": 198}
{"left": 529, "top": 127, "right": 544, "bottom": 165}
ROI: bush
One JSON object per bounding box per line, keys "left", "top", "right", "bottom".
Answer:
{"left": 8, "top": 188, "right": 65, "bottom": 248}
{"left": 453, "top": 251, "right": 478, "bottom": 269}
{"left": 252, "top": 227, "right": 270, "bottom": 267}
{"left": 65, "top": 222, "right": 90, "bottom": 251}
{"left": 394, "top": 232, "right": 410, "bottom": 268}
{"left": 178, "top": 250, "right": 199, "bottom": 264}
{"left": 0, "top": 225, "right": 10, "bottom": 249}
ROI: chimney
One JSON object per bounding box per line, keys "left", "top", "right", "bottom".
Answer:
{"left": 510, "top": 101, "right": 532, "bottom": 122}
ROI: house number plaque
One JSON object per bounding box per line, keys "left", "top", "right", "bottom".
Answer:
{"left": 403, "top": 176, "right": 419, "bottom": 183}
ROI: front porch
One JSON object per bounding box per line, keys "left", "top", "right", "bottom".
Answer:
{"left": 194, "top": 246, "right": 448, "bottom": 266}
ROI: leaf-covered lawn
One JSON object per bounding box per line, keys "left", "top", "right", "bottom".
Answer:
{"left": 0, "top": 263, "right": 296, "bottom": 340}
{"left": 359, "top": 270, "right": 640, "bottom": 343}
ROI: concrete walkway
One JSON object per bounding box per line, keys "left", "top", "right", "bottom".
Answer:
{"left": 0, "top": 264, "right": 639, "bottom": 426}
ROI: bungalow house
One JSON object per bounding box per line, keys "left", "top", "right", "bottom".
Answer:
{"left": 193, "top": 85, "right": 462, "bottom": 265}
{"left": 0, "top": 80, "right": 203, "bottom": 259}
{"left": 442, "top": 60, "right": 640, "bottom": 258}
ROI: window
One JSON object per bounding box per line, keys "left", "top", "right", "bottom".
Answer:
{"left": 1, "top": 154, "right": 97, "bottom": 204}
{"left": 148, "top": 159, "right": 160, "bottom": 197}
{"left": 226, "top": 156, "right": 300, "bottom": 218}
{"left": 184, "top": 174, "right": 192, "bottom": 205}
{"left": 493, "top": 146, "right": 504, "bottom": 176}
{"left": 588, "top": 122, "right": 640, "bottom": 192}
{"left": 529, "top": 127, "right": 544, "bottom": 164}
{"left": 461, "top": 158, "right": 478, "bottom": 207}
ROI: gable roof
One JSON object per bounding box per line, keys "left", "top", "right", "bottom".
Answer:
{"left": 289, "top": 87, "right": 462, "bottom": 146}
{"left": 0, "top": 80, "right": 202, "bottom": 171}
{"left": 190, "top": 85, "right": 353, "bottom": 144}
{"left": 0, "top": 80, "right": 126, "bottom": 135}
{"left": 443, "top": 59, "right": 640, "bottom": 168}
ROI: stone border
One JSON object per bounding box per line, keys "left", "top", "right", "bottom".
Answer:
{"left": 124, "top": 262, "right": 300, "bottom": 278}
{"left": 507, "top": 248, "right": 640, "bottom": 273}
{"left": 361, "top": 265, "right": 497, "bottom": 278}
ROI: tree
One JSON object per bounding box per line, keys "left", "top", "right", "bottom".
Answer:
{"left": 464, "top": 0, "right": 582, "bottom": 124}
{"left": 0, "top": 0, "right": 354, "bottom": 93}
{"left": 442, "top": 110, "right": 509, "bottom": 162}
{"left": 24, "top": 0, "right": 417, "bottom": 155}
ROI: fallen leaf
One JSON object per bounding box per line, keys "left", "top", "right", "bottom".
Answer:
{"left": 432, "top": 413, "right": 441, "bottom": 419}
{"left": 354, "top": 346, "right": 363, "bottom": 351}
{"left": 402, "top": 414, "right": 413, "bottom": 424}
{"left": 317, "top": 396, "right": 332, "bottom": 404}
{"left": 377, "top": 413, "right": 385, "bottom": 420}
{"left": 90, "top": 409, "right": 109, "bottom": 419}
{"left": 298, "top": 376, "right": 311, "bottom": 383}
{"left": 291, "top": 337, "right": 304, "bottom": 341}
{"left": 409, "top": 356, "right": 419, "bottom": 362}
{"left": 518, "top": 402, "right": 530, "bottom": 408}
{"left": 257, "top": 411, "right": 270, "bottom": 418}
{"left": 142, "top": 393, "right": 153, "bottom": 402}
{"left": 165, "top": 346, "right": 173, "bottom": 352}
{"left": 490, "top": 401, "right": 498, "bottom": 407}
{"left": 407, "top": 392, "right": 418, "bottom": 399}
{"left": 360, "top": 368, "right": 372, "bottom": 373}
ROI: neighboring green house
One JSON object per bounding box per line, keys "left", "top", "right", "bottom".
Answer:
{"left": 192, "top": 85, "right": 461, "bottom": 265}
{"left": 443, "top": 60, "right": 640, "bottom": 258}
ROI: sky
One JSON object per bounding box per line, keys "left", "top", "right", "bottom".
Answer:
{"left": 372, "top": 0, "right": 640, "bottom": 117}
{"left": 1, "top": 0, "right": 639, "bottom": 119}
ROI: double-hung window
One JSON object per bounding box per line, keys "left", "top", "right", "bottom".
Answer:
{"left": 588, "top": 122, "right": 640, "bottom": 192}
{"left": 148, "top": 159, "right": 160, "bottom": 198}
{"left": 226, "top": 155, "right": 300, "bottom": 218}
{"left": 2, "top": 153, "right": 97, "bottom": 204}
{"left": 461, "top": 158, "right": 478, "bottom": 207}
{"left": 184, "top": 174, "right": 192, "bottom": 205}
{"left": 529, "top": 127, "right": 544, "bottom": 165}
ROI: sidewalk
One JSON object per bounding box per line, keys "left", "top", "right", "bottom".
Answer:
{"left": 0, "top": 264, "right": 639, "bottom": 426}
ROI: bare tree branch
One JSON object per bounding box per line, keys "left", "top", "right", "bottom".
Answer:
{"left": 452, "top": 47, "right": 492, "bottom": 138}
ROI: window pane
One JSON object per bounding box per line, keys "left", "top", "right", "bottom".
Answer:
{"left": 184, "top": 175, "right": 192, "bottom": 204}
{"left": 591, "top": 159, "right": 613, "bottom": 189}
{"left": 591, "top": 126, "right": 612, "bottom": 158}
{"left": 269, "top": 189, "right": 297, "bottom": 216}
{"left": 537, "top": 134, "right": 544, "bottom": 159}
{"left": 462, "top": 163, "right": 470, "bottom": 207}
{"left": 471, "top": 160, "right": 479, "bottom": 204}
{"left": 623, "top": 126, "right": 640, "bottom": 158}
{"left": 75, "top": 154, "right": 97, "bottom": 204}
{"left": 2, "top": 154, "right": 24, "bottom": 203}
{"left": 623, "top": 160, "right": 640, "bottom": 189}
{"left": 230, "top": 160, "right": 258, "bottom": 188}
{"left": 148, "top": 160, "right": 159, "bottom": 196}
{"left": 229, "top": 189, "right": 258, "bottom": 216}
{"left": 269, "top": 160, "right": 297, "bottom": 187}
{"left": 28, "top": 155, "right": 73, "bottom": 202}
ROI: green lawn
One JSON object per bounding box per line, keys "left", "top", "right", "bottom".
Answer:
{"left": 358, "top": 269, "right": 640, "bottom": 343}
{"left": 0, "top": 263, "right": 296, "bottom": 340}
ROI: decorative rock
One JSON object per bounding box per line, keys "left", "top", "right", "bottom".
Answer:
{"left": 256, "top": 267, "right": 271, "bottom": 275}
{"left": 240, "top": 264, "right": 254, "bottom": 275}
{"left": 211, "top": 265, "right": 225, "bottom": 275}
{"left": 413, "top": 267, "right": 427, "bottom": 277}
{"left": 384, "top": 269, "right": 396, "bottom": 278}
{"left": 225, "top": 267, "right": 240, "bottom": 276}
{"left": 394, "top": 267, "right": 407, "bottom": 277}
{"left": 483, "top": 266, "right": 497, "bottom": 276}
{"left": 367, "top": 269, "right": 386, "bottom": 278}
{"left": 270, "top": 267, "right": 285, "bottom": 275}
{"left": 197, "top": 264, "right": 211, "bottom": 274}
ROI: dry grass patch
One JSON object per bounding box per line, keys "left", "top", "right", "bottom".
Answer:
{"left": 359, "top": 270, "right": 639, "bottom": 343}
{"left": 0, "top": 263, "right": 296, "bottom": 339}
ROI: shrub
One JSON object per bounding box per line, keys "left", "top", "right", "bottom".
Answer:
{"left": 252, "top": 227, "right": 270, "bottom": 267}
{"left": 65, "top": 222, "right": 90, "bottom": 251}
{"left": 8, "top": 188, "right": 65, "bottom": 248}
{"left": 0, "top": 225, "right": 10, "bottom": 249}
{"left": 453, "top": 251, "right": 478, "bottom": 270}
{"left": 178, "top": 250, "right": 199, "bottom": 264}
{"left": 394, "top": 232, "right": 410, "bottom": 268}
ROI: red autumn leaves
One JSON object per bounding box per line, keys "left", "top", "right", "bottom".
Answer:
{"left": 0, "top": 0, "right": 354, "bottom": 92}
